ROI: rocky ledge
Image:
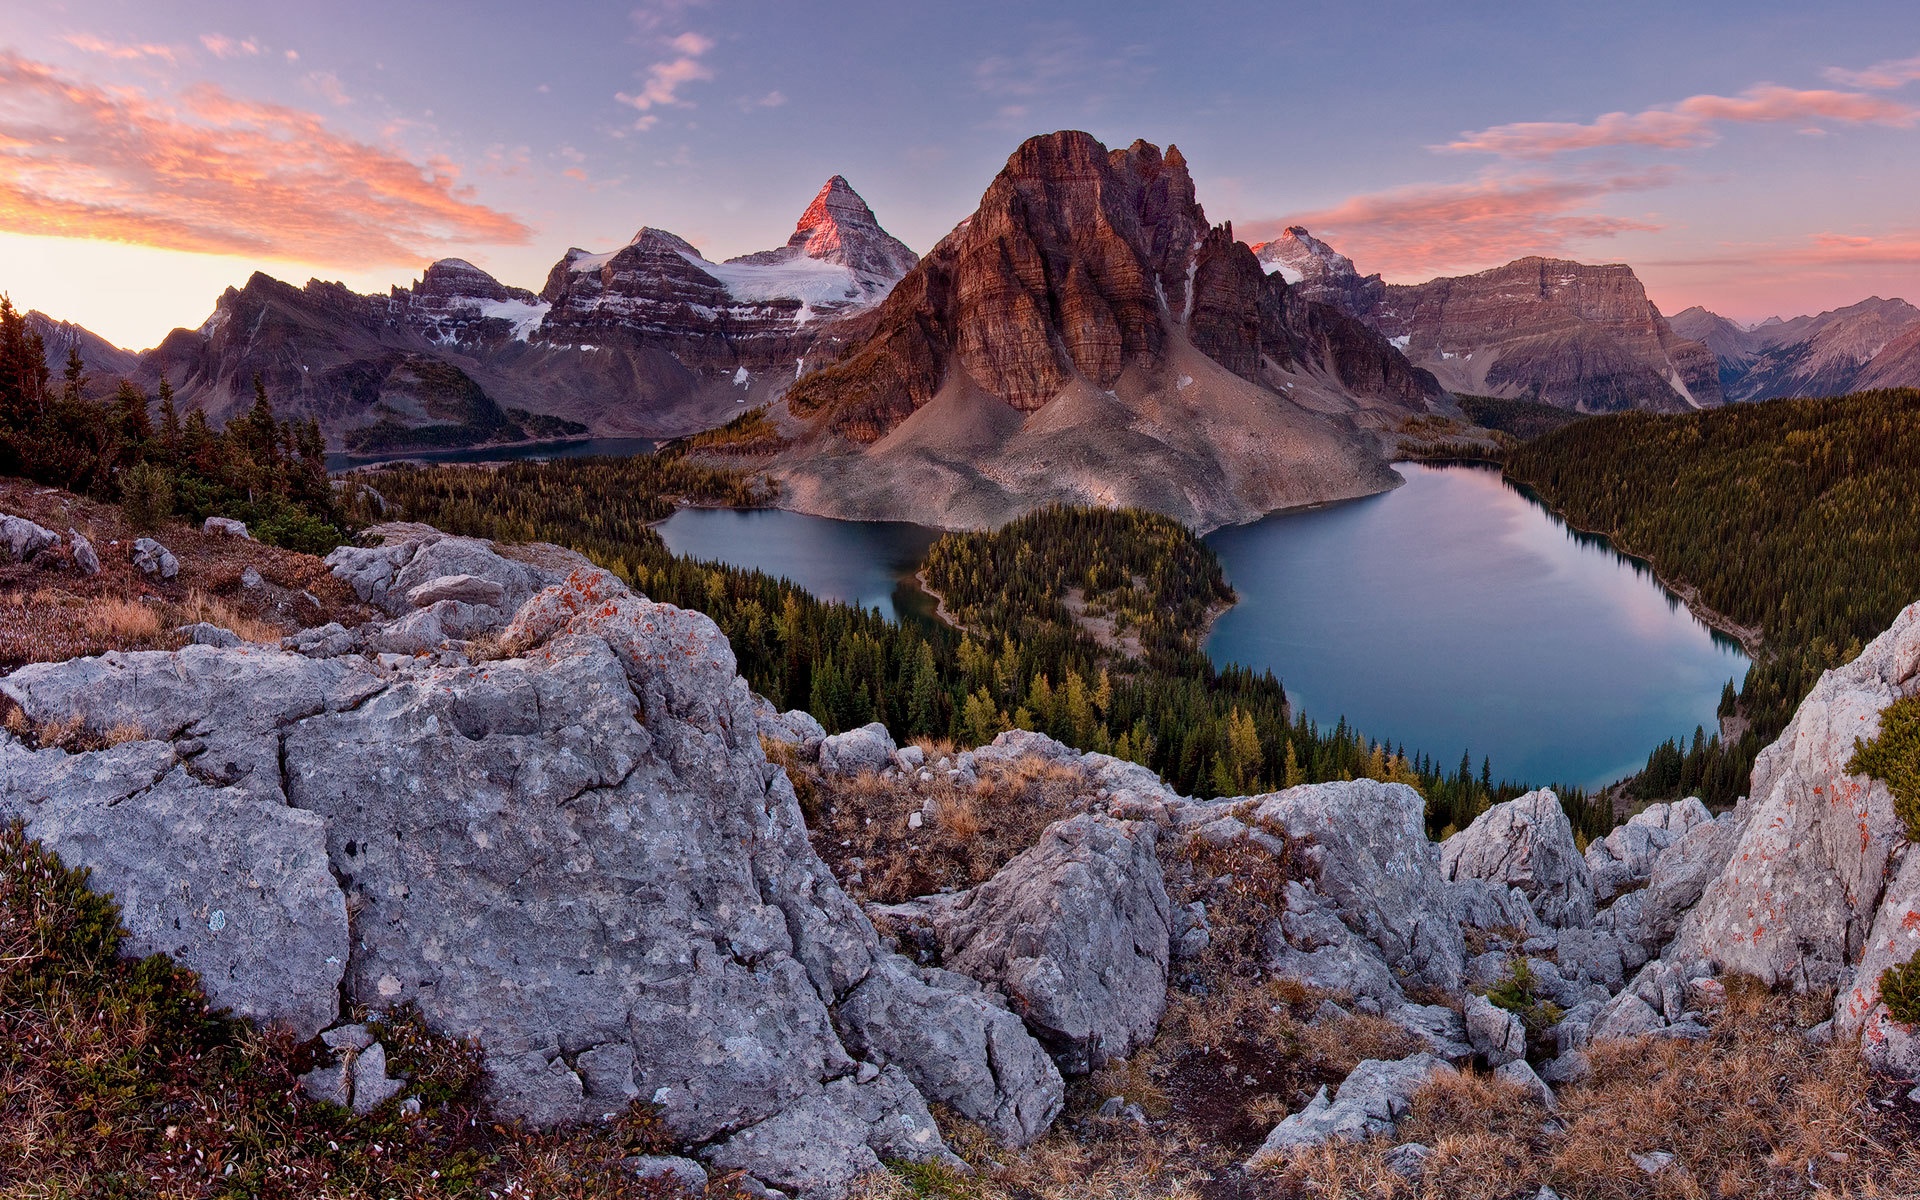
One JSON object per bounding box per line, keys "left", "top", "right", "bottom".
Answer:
{"left": 4, "top": 521, "right": 1919, "bottom": 1197}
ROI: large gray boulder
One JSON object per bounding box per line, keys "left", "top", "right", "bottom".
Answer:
{"left": 324, "top": 523, "right": 547, "bottom": 618}
{"left": 1246, "top": 1053, "right": 1455, "bottom": 1167}
{"left": 1238, "top": 780, "right": 1466, "bottom": 994}
{"left": 834, "top": 955, "right": 1064, "bottom": 1145}
{"left": 1, "top": 513, "right": 58, "bottom": 561}
{"left": 1441, "top": 790, "right": 1594, "bottom": 929}
{"left": 916, "top": 813, "right": 1172, "bottom": 1073}
{"left": 1586, "top": 798, "right": 1712, "bottom": 903}
{"left": 2, "top": 544, "right": 1064, "bottom": 1196}
{"left": 67, "top": 528, "right": 99, "bottom": 575}
{"left": 1672, "top": 602, "right": 1920, "bottom": 990}
{"left": 818, "top": 722, "right": 896, "bottom": 777}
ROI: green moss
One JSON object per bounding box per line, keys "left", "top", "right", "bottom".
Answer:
{"left": 1848, "top": 694, "right": 1920, "bottom": 842}
{"left": 887, "top": 1158, "right": 983, "bottom": 1199}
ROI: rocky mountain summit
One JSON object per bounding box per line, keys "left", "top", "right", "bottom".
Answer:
{"left": 767, "top": 131, "right": 1441, "bottom": 531}
{"left": 6, "top": 511, "right": 1919, "bottom": 1196}
{"left": 1264, "top": 236, "right": 1723, "bottom": 413}
{"left": 1671, "top": 296, "right": 1920, "bottom": 401}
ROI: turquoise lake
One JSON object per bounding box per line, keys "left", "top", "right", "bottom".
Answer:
{"left": 653, "top": 462, "right": 1749, "bottom": 790}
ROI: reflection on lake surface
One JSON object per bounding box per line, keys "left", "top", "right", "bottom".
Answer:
{"left": 636, "top": 463, "right": 1747, "bottom": 790}
{"left": 326, "top": 437, "right": 658, "bottom": 473}
{"left": 654, "top": 507, "right": 940, "bottom": 623}
{"left": 1204, "top": 463, "right": 1749, "bottom": 789}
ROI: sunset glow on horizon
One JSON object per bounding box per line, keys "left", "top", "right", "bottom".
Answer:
{"left": 4, "top": 0, "right": 1918, "bottom": 349}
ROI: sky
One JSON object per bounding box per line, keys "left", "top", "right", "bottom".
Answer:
{"left": 3, "top": 0, "right": 1919, "bottom": 349}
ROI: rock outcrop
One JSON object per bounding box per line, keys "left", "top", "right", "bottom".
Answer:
{"left": 0, "top": 524, "right": 1065, "bottom": 1199}
{"left": 1441, "top": 790, "right": 1595, "bottom": 929}
{"left": 1671, "top": 603, "right": 1920, "bottom": 990}
{"left": 900, "top": 813, "right": 1172, "bottom": 1073}
{"left": 1245, "top": 1053, "right": 1455, "bottom": 1166}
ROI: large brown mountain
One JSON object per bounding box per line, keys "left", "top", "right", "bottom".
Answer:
{"left": 1252, "top": 232, "right": 1721, "bottom": 413}
{"left": 766, "top": 131, "right": 1442, "bottom": 531}
{"left": 1670, "top": 297, "right": 1920, "bottom": 401}
{"left": 21, "top": 177, "right": 920, "bottom": 453}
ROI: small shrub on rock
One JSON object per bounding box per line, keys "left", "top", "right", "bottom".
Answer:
{"left": 1848, "top": 694, "right": 1920, "bottom": 842}
{"left": 1881, "top": 954, "right": 1920, "bottom": 1024}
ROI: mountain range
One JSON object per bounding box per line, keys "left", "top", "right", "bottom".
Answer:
{"left": 9, "top": 128, "right": 1920, "bottom": 527}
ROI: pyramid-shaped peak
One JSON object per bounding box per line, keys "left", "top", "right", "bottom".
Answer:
{"left": 726, "top": 175, "right": 917, "bottom": 283}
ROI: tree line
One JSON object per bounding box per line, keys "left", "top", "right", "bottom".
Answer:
{"left": 0, "top": 297, "right": 342, "bottom": 550}
{"left": 1504, "top": 388, "right": 1920, "bottom": 806}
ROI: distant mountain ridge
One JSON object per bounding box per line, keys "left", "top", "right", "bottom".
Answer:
{"left": 1671, "top": 297, "right": 1920, "bottom": 401}
{"left": 1251, "top": 235, "right": 1722, "bottom": 413}
{"left": 15, "top": 177, "right": 921, "bottom": 453}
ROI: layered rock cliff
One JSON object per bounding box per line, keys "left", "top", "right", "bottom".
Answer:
{"left": 768, "top": 131, "right": 1441, "bottom": 531}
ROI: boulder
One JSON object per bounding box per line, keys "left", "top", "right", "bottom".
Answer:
{"left": 914, "top": 813, "right": 1171, "bottom": 1073}
{"left": 131, "top": 536, "right": 178, "bottom": 580}
{"left": 1494, "top": 1057, "right": 1556, "bottom": 1110}
{"left": 1441, "top": 790, "right": 1594, "bottom": 929}
{"left": 202, "top": 516, "right": 252, "bottom": 539}
{"left": 704, "top": 1067, "right": 958, "bottom": 1200}
{"left": 1266, "top": 880, "right": 1406, "bottom": 1005}
{"left": 1464, "top": 993, "right": 1527, "bottom": 1066}
{"left": 1244, "top": 780, "right": 1466, "bottom": 993}
{"left": 1600, "top": 812, "right": 1742, "bottom": 957}
{"left": 1586, "top": 798, "right": 1712, "bottom": 903}
{"left": 0, "top": 513, "right": 58, "bottom": 561}
{"left": 818, "top": 722, "right": 896, "bottom": 777}
{"left": 1672, "top": 602, "right": 1920, "bottom": 990}
{"left": 834, "top": 955, "right": 1064, "bottom": 1146}
{"left": 1448, "top": 878, "right": 1544, "bottom": 937}
{"left": 324, "top": 524, "right": 552, "bottom": 617}
{"left": 1246, "top": 1053, "right": 1455, "bottom": 1167}
{"left": 405, "top": 572, "right": 507, "bottom": 609}
{"left": 67, "top": 528, "right": 99, "bottom": 575}
{"left": 176, "top": 622, "right": 242, "bottom": 648}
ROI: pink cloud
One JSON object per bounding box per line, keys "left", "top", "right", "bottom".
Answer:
{"left": 61, "top": 34, "right": 181, "bottom": 65}
{"left": 1244, "top": 170, "right": 1673, "bottom": 279}
{"left": 1443, "top": 85, "right": 1918, "bottom": 158}
{"left": 1825, "top": 53, "right": 1920, "bottom": 90}
{"left": 615, "top": 30, "right": 715, "bottom": 126}
{"left": 0, "top": 52, "right": 529, "bottom": 265}
{"left": 199, "top": 34, "right": 261, "bottom": 59}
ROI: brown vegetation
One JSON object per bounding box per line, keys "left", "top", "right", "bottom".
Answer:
{"left": 0, "top": 477, "right": 368, "bottom": 668}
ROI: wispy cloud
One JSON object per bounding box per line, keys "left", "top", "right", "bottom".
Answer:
{"left": 1443, "top": 85, "right": 1918, "bottom": 158}
{"left": 199, "top": 34, "right": 262, "bottom": 59}
{"left": 1825, "top": 52, "right": 1920, "bottom": 91}
{"left": 616, "top": 30, "right": 714, "bottom": 130}
{"left": 1251, "top": 169, "right": 1674, "bottom": 278}
{"left": 0, "top": 52, "right": 529, "bottom": 265}
{"left": 61, "top": 34, "right": 181, "bottom": 64}
{"left": 301, "top": 70, "right": 352, "bottom": 107}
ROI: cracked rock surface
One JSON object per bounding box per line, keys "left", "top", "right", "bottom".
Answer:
{"left": 0, "top": 524, "right": 1059, "bottom": 1195}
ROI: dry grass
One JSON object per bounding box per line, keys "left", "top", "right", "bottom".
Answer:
{"left": 799, "top": 752, "right": 1094, "bottom": 904}
{"left": 0, "top": 476, "right": 371, "bottom": 668}
{"left": 1257, "top": 978, "right": 1920, "bottom": 1199}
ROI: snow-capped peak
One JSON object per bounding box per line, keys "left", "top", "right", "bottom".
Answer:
{"left": 1252, "top": 226, "right": 1360, "bottom": 285}
{"left": 725, "top": 176, "right": 917, "bottom": 288}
